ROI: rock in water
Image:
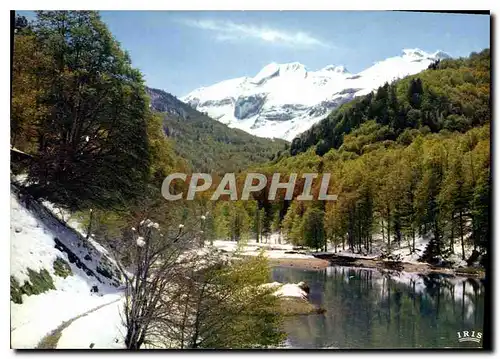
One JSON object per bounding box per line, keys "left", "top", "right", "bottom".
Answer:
{"left": 467, "top": 250, "right": 481, "bottom": 266}
{"left": 297, "top": 281, "right": 310, "bottom": 294}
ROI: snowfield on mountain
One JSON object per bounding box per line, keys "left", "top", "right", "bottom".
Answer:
{"left": 182, "top": 49, "right": 450, "bottom": 141}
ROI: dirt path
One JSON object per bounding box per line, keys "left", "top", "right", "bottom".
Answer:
{"left": 35, "top": 298, "right": 120, "bottom": 349}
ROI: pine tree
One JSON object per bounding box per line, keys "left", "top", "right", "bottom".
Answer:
{"left": 416, "top": 140, "right": 446, "bottom": 260}
{"left": 303, "top": 206, "right": 325, "bottom": 251}
{"left": 437, "top": 144, "right": 470, "bottom": 259}
{"left": 324, "top": 202, "right": 347, "bottom": 253}
{"left": 408, "top": 78, "right": 424, "bottom": 109}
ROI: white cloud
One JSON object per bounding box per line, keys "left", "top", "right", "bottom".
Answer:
{"left": 180, "top": 19, "right": 331, "bottom": 48}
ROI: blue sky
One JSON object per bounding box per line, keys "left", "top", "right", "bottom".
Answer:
{"left": 19, "top": 11, "right": 490, "bottom": 97}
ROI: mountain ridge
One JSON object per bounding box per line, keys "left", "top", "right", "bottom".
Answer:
{"left": 182, "top": 49, "right": 451, "bottom": 141}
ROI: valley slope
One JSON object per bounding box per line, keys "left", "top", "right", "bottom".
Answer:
{"left": 146, "top": 87, "right": 288, "bottom": 173}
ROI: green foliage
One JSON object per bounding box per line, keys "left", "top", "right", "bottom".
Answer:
{"left": 53, "top": 257, "right": 72, "bottom": 278}
{"left": 24, "top": 268, "right": 56, "bottom": 295}
{"left": 341, "top": 120, "right": 395, "bottom": 155}
{"left": 11, "top": 276, "right": 23, "bottom": 304}
{"left": 324, "top": 202, "right": 347, "bottom": 252}
{"left": 194, "top": 255, "right": 286, "bottom": 348}
{"left": 147, "top": 113, "right": 181, "bottom": 184}
{"left": 13, "top": 11, "right": 152, "bottom": 211}
{"left": 11, "top": 31, "right": 51, "bottom": 153}
{"left": 11, "top": 268, "right": 56, "bottom": 302}
{"left": 213, "top": 201, "right": 255, "bottom": 241}
{"left": 302, "top": 206, "right": 326, "bottom": 251}
{"left": 282, "top": 201, "right": 306, "bottom": 246}
{"left": 76, "top": 208, "right": 127, "bottom": 242}
{"left": 96, "top": 261, "right": 115, "bottom": 280}
{"left": 146, "top": 87, "right": 288, "bottom": 174}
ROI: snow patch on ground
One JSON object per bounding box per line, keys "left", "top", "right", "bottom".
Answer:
{"left": 211, "top": 239, "right": 316, "bottom": 260}
{"left": 321, "top": 231, "right": 474, "bottom": 268}
{"left": 212, "top": 229, "right": 477, "bottom": 270}
{"left": 10, "top": 189, "right": 123, "bottom": 348}
{"left": 11, "top": 293, "right": 121, "bottom": 349}
{"left": 57, "top": 300, "right": 126, "bottom": 349}
{"left": 263, "top": 282, "right": 307, "bottom": 299}
{"left": 328, "top": 233, "right": 431, "bottom": 263}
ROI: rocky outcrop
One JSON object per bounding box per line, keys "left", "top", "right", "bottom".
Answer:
{"left": 263, "top": 281, "right": 325, "bottom": 315}
{"left": 234, "top": 94, "right": 266, "bottom": 119}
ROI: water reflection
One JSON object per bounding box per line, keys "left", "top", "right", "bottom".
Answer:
{"left": 272, "top": 266, "right": 484, "bottom": 349}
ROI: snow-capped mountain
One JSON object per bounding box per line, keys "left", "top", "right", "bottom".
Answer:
{"left": 182, "top": 49, "right": 450, "bottom": 141}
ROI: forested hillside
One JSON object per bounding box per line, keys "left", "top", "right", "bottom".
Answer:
{"left": 146, "top": 87, "right": 289, "bottom": 173}
{"left": 290, "top": 49, "right": 490, "bottom": 156}
{"left": 213, "top": 50, "right": 491, "bottom": 265}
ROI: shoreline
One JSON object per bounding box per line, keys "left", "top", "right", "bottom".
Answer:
{"left": 340, "top": 257, "right": 485, "bottom": 279}
{"left": 264, "top": 253, "right": 485, "bottom": 279}
{"left": 266, "top": 257, "right": 330, "bottom": 270}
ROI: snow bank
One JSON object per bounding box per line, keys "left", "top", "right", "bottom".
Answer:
{"left": 57, "top": 300, "right": 126, "bottom": 349}
{"left": 10, "top": 189, "right": 123, "bottom": 348}
{"left": 326, "top": 233, "right": 420, "bottom": 261}
{"left": 11, "top": 293, "right": 121, "bottom": 349}
{"left": 263, "top": 282, "right": 307, "bottom": 299}
{"left": 11, "top": 189, "right": 121, "bottom": 290}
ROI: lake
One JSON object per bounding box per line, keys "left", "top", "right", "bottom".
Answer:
{"left": 271, "top": 266, "right": 485, "bottom": 349}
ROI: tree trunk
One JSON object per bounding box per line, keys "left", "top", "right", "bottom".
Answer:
{"left": 381, "top": 219, "right": 385, "bottom": 242}
{"left": 256, "top": 209, "right": 260, "bottom": 243}
{"left": 434, "top": 217, "right": 440, "bottom": 256}
{"left": 85, "top": 209, "right": 93, "bottom": 240}
{"left": 357, "top": 219, "right": 362, "bottom": 253}
{"left": 412, "top": 227, "right": 415, "bottom": 254}
{"left": 459, "top": 210, "right": 465, "bottom": 260}
{"left": 450, "top": 211, "right": 454, "bottom": 253}
{"left": 125, "top": 324, "right": 144, "bottom": 350}
{"left": 387, "top": 207, "right": 391, "bottom": 253}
